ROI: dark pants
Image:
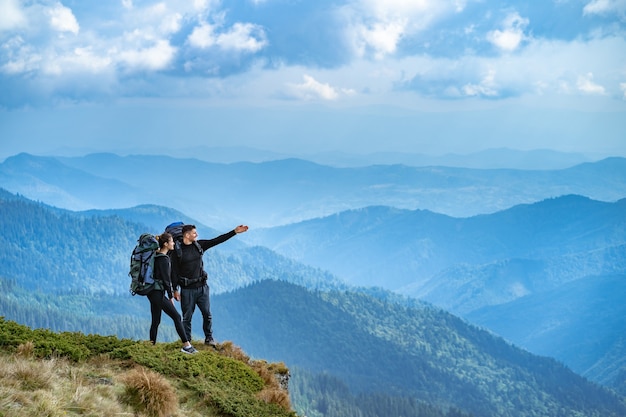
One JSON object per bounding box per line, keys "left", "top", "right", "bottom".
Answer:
{"left": 147, "top": 289, "right": 189, "bottom": 344}
{"left": 181, "top": 284, "right": 213, "bottom": 342}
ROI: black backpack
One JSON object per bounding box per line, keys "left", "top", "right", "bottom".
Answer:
{"left": 129, "top": 233, "right": 164, "bottom": 296}
{"left": 164, "top": 222, "right": 205, "bottom": 287}
{"left": 164, "top": 222, "right": 203, "bottom": 258}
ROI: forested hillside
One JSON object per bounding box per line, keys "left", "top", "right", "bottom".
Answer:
{"left": 0, "top": 188, "right": 341, "bottom": 296}
{"left": 467, "top": 273, "right": 626, "bottom": 387}
{"left": 212, "top": 280, "right": 626, "bottom": 417}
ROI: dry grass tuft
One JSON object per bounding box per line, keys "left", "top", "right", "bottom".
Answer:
{"left": 256, "top": 386, "right": 291, "bottom": 410}
{"left": 10, "top": 356, "right": 57, "bottom": 391}
{"left": 0, "top": 354, "right": 129, "bottom": 417}
{"left": 16, "top": 341, "right": 35, "bottom": 358}
{"left": 121, "top": 366, "right": 178, "bottom": 417}
{"left": 217, "top": 340, "right": 250, "bottom": 363}
{"left": 252, "top": 360, "right": 277, "bottom": 387}
{"left": 251, "top": 360, "right": 291, "bottom": 410}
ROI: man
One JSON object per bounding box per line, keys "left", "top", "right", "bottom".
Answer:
{"left": 170, "top": 223, "right": 249, "bottom": 346}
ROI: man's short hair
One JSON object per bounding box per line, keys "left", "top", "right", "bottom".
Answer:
{"left": 182, "top": 224, "right": 196, "bottom": 234}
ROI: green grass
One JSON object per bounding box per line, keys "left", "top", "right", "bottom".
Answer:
{"left": 0, "top": 317, "right": 296, "bottom": 417}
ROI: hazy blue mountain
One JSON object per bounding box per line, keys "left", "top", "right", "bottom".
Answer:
{"left": 248, "top": 195, "right": 626, "bottom": 291}
{"left": 405, "top": 245, "right": 626, "bottom": 314}
{"left": 0, "top": 153, "right": 139, "bottom": 210}
{"left": 306, "top": 148, "right": 592, "bottom": 169}
{"left": 139, "top": 146, "right": 592, "bottom": 169}
{"left": 1, "top": 153, "right": 624, "bottom": 228}
{"left": 466, "top": 274, "right": 626, "bottom": 384}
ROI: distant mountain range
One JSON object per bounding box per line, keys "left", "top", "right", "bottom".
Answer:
{"left": 0, "top": 152, "right": 624, "bottom": 229}
{"left": 32, "top": 146, "right": 595, "bottom": 169}
{"left": 114, "top": 146, "right": 595, "bottom": 169}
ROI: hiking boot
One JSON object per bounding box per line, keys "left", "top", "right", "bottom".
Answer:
{"left": 181, "top": 345, "right": 198, "bottom": 354}
{"left": 205, "top": 339, "right": 218, "bottom": 347}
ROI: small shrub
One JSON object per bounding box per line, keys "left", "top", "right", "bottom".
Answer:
{"left": 121, "top": 366, "right": 178, "bottom": 417}
{"left": 252, "top": 360, "right": 277, "bottom": 387}
{"left": 218, "top": 341, "right": 250, "bottom": 363}
{"left": 251, "top": 360, "right": 292, "bottom": 410}
{"left": 257, "top": 386, "right": 292, "bottom": 410}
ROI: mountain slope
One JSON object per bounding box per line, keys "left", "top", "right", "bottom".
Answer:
{"left": 212, "top": 279, "right": 626, "bottom": 417}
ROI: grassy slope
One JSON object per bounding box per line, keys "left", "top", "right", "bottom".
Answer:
{"left": 0, "top": 318, "right": 295, "bottom": 417}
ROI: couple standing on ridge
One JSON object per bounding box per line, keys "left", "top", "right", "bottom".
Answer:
{"left": 149, "top": 223, "right": 249, "bottom": 354}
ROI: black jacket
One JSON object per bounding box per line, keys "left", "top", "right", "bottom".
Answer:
{"left": 153, "top": 252, "right": 174, "bottom": 298}
{"left": 170, "top": 230, "right": 237, "bottom": 289}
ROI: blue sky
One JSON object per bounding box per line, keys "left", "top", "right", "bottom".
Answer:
{"left": 1, "top": 0, "right": 625, "bottom": 160}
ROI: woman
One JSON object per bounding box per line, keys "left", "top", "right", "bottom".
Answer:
{"left": 149, "top": 232, "right": 198, "bottom": 354}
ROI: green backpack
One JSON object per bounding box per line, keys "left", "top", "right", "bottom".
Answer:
{"left": 129, "top": 233, "right": 164, "bottom": 296}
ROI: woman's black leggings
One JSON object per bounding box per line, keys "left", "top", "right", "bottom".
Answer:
{"left": 147, "top": 289, "right": 189, "bottom": 344}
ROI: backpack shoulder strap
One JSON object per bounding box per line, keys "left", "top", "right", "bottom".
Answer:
{"left": 174, "top": 241, "right": 182, "bottom": 259}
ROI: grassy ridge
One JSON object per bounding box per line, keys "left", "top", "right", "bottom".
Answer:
{"left": 0, "top": 317, "right": 295, "bottom": 417}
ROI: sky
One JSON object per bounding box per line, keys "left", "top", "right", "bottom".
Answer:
{"left": 1, "top": 0, "right": 625, "bottom": 161}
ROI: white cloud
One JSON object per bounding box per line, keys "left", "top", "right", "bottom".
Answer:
{"left": 620, "top": 82, "right": 626, "bottom": 99}
{"left": 462, "top": 69, "right": 498, "bottom": 97}
{"left": 583, "top": 0, "right": 626, "bottom": 16}
{"left": 188, "top": 22, "right": 216, "bottom": 48}
{"left": 487, "top": 12, "right": 529, "bottom": 52}
{"left": 48, "top": 3, "right": 80, "bottom": 35}
{"left": 42, "top": 46, "right": 112, "bottom": 75}
{"left": 576, "top": 72, "right": 606, "bottom": 94}
{"left": 287, "top": 74, "right": 343, "bottom": 100}
{"left": 342, "top": 0, "right": 465, "bottom": 59}
{"left": 142, "top": 3, "right": 182, "bottom": 35}
{"left": 119, "top": 2, "right": 184, "bottom": 38}
{"left": 188, "top": 21, "right": 267, "bottom": 52}
{"left": 217, "top": 22, "right": 267, "bottom": 52}
{"left": 394, "top": 33, "right": 626, "bottom": 101}
{"left": 0, "top": 0, "right": 26, "bottom": 31}
{"left": 118, "top": 39, "right": 177, "bottom": 71}
{"left": 360, "top": 0, "right": 464, "bottom": 21}
{"left": 192, "top": 0, "right": 213, "bottom": 11}
{"left": 357, "top": 20, "right": 406, "bottom": 59}
{"left": 1, "top": 36, "right": 41, "bottom": 74}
